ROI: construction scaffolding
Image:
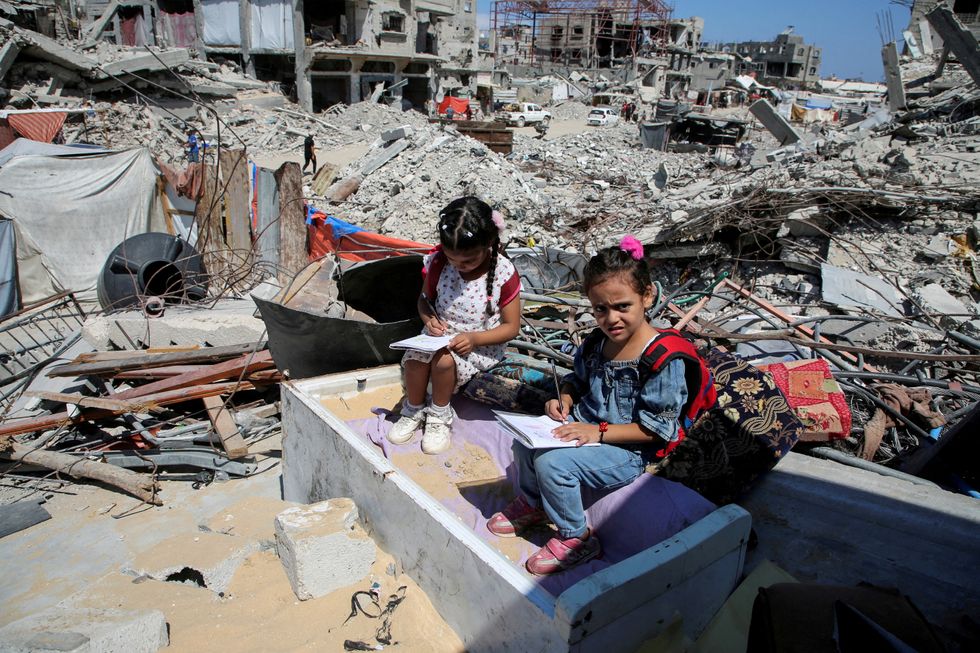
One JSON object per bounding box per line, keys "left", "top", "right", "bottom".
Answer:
{"left": 491, "top": 0, "right": 673, "bottom": 68}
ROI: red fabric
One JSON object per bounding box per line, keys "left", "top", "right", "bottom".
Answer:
{"left": 438, "top": 96, "right": 470, "bottom": 116}
{"left": 307, "top": 212, "right": 430, "bottom": 262}
{"left": 758, "top": 358, "right": 852, "bottom": 440}
{"left": 0, "top": 119, "right": 16, "bottom": 150}
{"left": 120, "top": 16, "right": 138, "bottom": 45}
{"left": 6, "top": 112, "right": 67, "bottom": 143}
{"left": 157, "top": 160, "right": 205, "bottom": 200}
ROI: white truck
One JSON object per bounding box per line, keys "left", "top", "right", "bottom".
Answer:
{"left": 496, "top": 102, "right": 551, "bottom": 127}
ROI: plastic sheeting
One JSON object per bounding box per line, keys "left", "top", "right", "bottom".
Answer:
{"left": 0, "top": 138, "right": 110, "bottom": 167}
{"left": 200, "top": 0, "right": 241, "bottom": 46}
{"left": 0, "top": 219, "right": 18, "bottom": 318}
{"left": 250, "top": 0, "right": 294, "bottom": 50}
{"left": 157, "top": 11, "right": 197, "bottom": 48}
{"left": 0, "top": 149, "right": 166, "bottom": 303}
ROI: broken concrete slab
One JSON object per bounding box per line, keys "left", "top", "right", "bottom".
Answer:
{"left": 0, "top": 607, "right": 168, "bottom": 653}
{"left": 99, "top": 49, "right": 192, "bottom": 77}
{"left": 915, "top": 283, "right": 972, "bottom": 326}
{"left": 124, "top": 531, "right": 262, "bottom": 597}
{"left": 0, "top": 39, "right": 19, "bottom": 82}
{"left": 749, "top": 99, "right": 802, "bottom": 146}
{"left": 926, "top": 5, "right": 980, "bottom": 87}
{"left": 821, "top": 263, "right": 906, "bottom": 318}
{"left": 825, "top": 238, "right": 888, "bottom": 270}
{"left": 359, "top": 138, "right": 412, "bottom": 176}
{"left": 380, "top": 125, "right": 414, "bottom": 142}
{"left": 921, "top": 235, "right": 955, "bottom": 260}
{"left": 817, "top": 318, "right": 892, "bottom": 347}
{"left": 274, "top": 498, "right": 376, "bottom": 601}
{"left": 81, "top": 298, "right": 267, "bottom": 350}
{"left": 776, "top": 206, "right": 827, "bottom": 238}
{"left": 9, "top": 24, "right": 97, "bottom": 74}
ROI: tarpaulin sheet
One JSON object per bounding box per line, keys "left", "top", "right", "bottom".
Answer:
{"left": 437, "top": 96, "right": 470, "bottom": 116}
{"left": 0, "top": 148, "right": 166, "bottom": 303}
{"left": 249, "top": 0, "right": 293, "bottom": 50}
{"left": 120, "top": 13, "right": 150, "bottom": 46}
{"left": 6, "top": 112, "right": 67, "bottom": 143}
{"left": 790, "top": 104, "right": 837, "bottom": 124}
{"left": 200, "top": 0, "right": 241, "bottom": 46}
{"left": 0, "top": 219, "right": 19, "bottom": 318}
{"left": 157, "top": 11, "right": 197, "bottom": 48}
{"left": 0, "top": 138, "right": 110, "bottom": 167}
{"left": 307, "top": 212, "right": 430, "bottom": 262}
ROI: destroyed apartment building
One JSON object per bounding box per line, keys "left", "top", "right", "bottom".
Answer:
{"left": 17, "top": 0, "right": 480, "bottom": 111}
{"left": 1, "top": 0, "right": 980, "bottom": 651}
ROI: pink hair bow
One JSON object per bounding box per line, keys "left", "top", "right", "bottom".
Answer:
{"left": 491, "top": 210, "right": 506, "bottom": 233}
{"left": 619, "top": 235, "right": 644, "bottom": 260}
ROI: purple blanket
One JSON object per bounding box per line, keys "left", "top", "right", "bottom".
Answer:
{"left": 347, "top": 396, "right": 716, "bottom": 596}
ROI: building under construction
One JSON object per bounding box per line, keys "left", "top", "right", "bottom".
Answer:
{"left": 491, "top": 0, "right": 672, "bottom": 68}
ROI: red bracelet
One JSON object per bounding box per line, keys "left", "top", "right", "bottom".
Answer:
{"left": 598, "top": 421, "right": 609, "bottom": 442}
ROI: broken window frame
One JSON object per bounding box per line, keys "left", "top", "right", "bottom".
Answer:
{"left": 382, "top": 12, "right": 406, "bottom": 34}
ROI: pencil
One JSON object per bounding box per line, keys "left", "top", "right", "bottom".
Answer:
{"left": 423, "top": 294, "right": 440, "bottom": 320}
{"left": 550, "top": 360, "right": 566, "bottom": 422}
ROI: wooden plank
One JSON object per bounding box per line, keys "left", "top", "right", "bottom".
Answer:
{"left": 111, "top": 350, "right": 273, "bottom": 401}
{"left": 195, "top": 162, "right": 231, "bottom": 280}
{"left": 50, "top": 342, "right": 263, "bottom": 377}
{"left": 204, "top": 395, "right": 249, "bottom": 459}
{"left": 73, "top": 346, "right": 202, "bottom": 363}
{"left": 274, "top": 161, "right": 308, "bottom": 281}
{"left": 23, "top": 390, "right": 162, "bottom": 413}
{"left": 0, "top": 381, "right": 254, "bottom": 439}
{"left": 219, "top": 148, "right": 253, "bottom": 261}
{"left": 112, "top": 365, "right": 207, "bottom": 380}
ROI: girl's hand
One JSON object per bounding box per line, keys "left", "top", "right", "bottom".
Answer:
{"left": 545, "top": 396, "right": 572, "bottom": 423}
{"left": 552, "top": 422, "right": 601, "bottom": 447}
{"left": 425, "top": 317, "right": 448, "bottom": 336}
{"left": 449, "top": 333, "right": 476, "bottom": 356}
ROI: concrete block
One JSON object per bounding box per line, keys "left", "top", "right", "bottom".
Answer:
{"left": 275, "top": 498, "right": 376, "bottom": 601}
{"left": 380, "top": 125, "right": 414, "bottom": 142}
{"left": 81, "top": 298, "right": 266, "bottom": 349}
{"left": 359, "top": 138, "right": 411, "bottom": 176}
{"left": 821, "top": 264, "right": 905, "bottom": 318}
{"left": 125, "top": 531, "right": 262, "bottom": 596}
{"left": 749, "top": 99, "right": 802, "bottom": 146}
{"left": 915, "top": 283, "right": 971, "bottom": 326}
{"left": 0, "top": 607, "right": 167, "bottom": 653}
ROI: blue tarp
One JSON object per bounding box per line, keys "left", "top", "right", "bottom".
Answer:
{"left": 0, "top": 219, "right": 19, "bottom": 318}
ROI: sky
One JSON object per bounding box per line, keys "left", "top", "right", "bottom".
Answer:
{"left": 476, "top": 0, "right": 910, "bottom": 82}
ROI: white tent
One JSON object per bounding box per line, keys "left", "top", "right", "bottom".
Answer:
{"left": 0, "top": 144, "right": 167, "bottom": 303}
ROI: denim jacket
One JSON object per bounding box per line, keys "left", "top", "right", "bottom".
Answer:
{"left": 564, "top": 334, "right": 688, "bottom": 446}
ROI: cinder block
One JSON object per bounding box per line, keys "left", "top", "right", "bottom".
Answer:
{"left": 275, "top": 498, "right": 376, "bottom": 600}
{"left": 380, "top": 125, "right": 414, "bottom": 142}
{"left": 0, "top": 608, "right": 168, "bottom": 653}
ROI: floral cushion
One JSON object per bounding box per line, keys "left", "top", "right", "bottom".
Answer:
{"left": 653, "top": 348, "right": 804, "bottom": 504}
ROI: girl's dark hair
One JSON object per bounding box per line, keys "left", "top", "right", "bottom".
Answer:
{"left": 438, "top": 196, "right": 500, "bottom": 315}
{"left": 582, "top": 245, "right": 653, "bottom": 296}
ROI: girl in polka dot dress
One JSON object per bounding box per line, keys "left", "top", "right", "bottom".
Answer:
{"left": 387, "top": 197, "right": 522, "bottom": 454}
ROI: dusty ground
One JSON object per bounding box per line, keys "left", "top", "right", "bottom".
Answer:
{"left": 0, "top": 443, "right": 464, "bottom": 652}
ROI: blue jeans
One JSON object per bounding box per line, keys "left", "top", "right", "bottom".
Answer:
{"left": 512, "top": 441, "right": 646, "bottom": 539}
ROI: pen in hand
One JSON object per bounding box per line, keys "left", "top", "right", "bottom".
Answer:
{"left": 550, "top": 360, "right": 568, "bottom": 424}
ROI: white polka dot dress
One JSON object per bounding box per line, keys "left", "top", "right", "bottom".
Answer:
{"left": 403, "top": 253, "right": 519, "bottom": 390}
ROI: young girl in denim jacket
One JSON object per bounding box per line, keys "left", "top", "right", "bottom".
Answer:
{"left": 487, "top": 236, "right": 689, "bottom": 575}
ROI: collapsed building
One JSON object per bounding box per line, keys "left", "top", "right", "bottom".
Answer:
{"left": 64, "top": 0, "right": 479, "bottom": 111}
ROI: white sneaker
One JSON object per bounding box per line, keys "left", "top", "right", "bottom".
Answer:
{"left": 387, "top": 409, "right": 425, "bottom": 444}
{"left": 421, "top": 406, "right": 453, "bottom": 454}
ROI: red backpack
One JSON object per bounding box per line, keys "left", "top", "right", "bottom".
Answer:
{"left": 583, "top": 327, "right": 717, "bottom": 458}
{"left": 639, "top": 328, "right": 718, "bottom": 457}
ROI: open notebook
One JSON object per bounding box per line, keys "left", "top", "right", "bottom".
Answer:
{"left": 389, "top": 334, "right": 453, "bottom": 352}
{"left": 493, "top": 410, "right": 600, "bottom": 449}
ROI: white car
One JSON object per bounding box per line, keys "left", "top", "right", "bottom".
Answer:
{"left": 587, "top": 108, "right": 619, "bottom": 126}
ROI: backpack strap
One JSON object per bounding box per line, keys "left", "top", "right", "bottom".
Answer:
{"left": 423, "top": 249, "right": 447, "bottom": 302}
{"left": 639, "top": 329, "right": 717, "bottom": 451}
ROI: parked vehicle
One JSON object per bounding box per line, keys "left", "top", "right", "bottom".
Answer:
{"left": 496, "top": 102, "right": 551, "bottom": 127}
{"left": 587, "top": 107, "right": 619, "bottom": 126}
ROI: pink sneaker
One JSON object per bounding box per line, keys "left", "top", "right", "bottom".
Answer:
{"left": 487, "top": 496, "right": 549, "bottom": 537}
{"left": 525, "top": 531, "right": 601, "bottom": 576}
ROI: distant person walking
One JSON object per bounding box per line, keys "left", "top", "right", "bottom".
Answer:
{"left": 186, "top": 129, "right": 200, "bottom": 163}
{"left": 303, "top": 134, "right": 317, "bottom": 175}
